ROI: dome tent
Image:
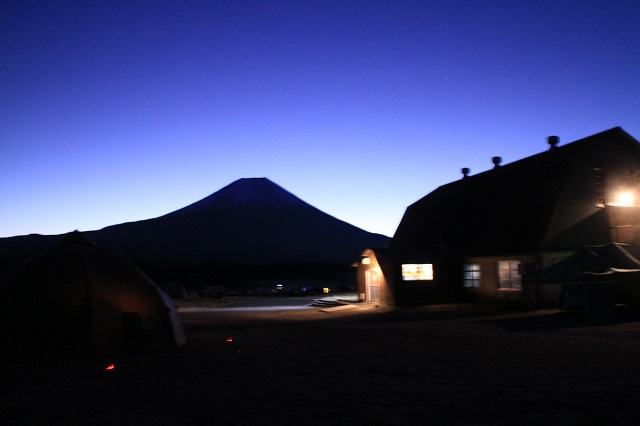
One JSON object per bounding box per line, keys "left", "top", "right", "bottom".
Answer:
{"left": 0, "top": 231, "right": 185, "bottom": 357}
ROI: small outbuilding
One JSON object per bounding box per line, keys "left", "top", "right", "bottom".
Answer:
{"left": 0, "top": 231, "right": 186, "bottom": 357}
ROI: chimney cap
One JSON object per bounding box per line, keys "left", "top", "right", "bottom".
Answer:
{"left": 461, "top": 167, "right": 470, "bottom": 178}
{"left": 492, "top": 156, "right": 502, "bottom": 168}
{"left": 548, "top": 136, "right": 559, "bottom": 150}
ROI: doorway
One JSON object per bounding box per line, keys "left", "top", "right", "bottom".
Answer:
{"left": 365, "top": 269, "right": 381, "bottom": 302}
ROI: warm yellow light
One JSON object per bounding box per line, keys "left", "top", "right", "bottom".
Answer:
{"left": 617, "top": 192, "right": 634, "bottom": 207}
{"left": 402, "top": 264, "right": 434, "bottom": 281}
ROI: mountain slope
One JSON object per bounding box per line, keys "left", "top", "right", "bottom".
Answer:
{"left": 92, "top": 178, "right": 389, "bottom": 263}
{"left": 0, "top": 178, "right": 389, "bottom": 265}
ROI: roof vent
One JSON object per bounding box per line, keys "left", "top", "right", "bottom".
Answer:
{"left": 548, "top": 136, "right": 559, "bottom": 150}
{"left": 461, "top": 167, "right": 470, "bottom": 178}
{"left": 492, "top": 156, "right": 502, "bottom": 168}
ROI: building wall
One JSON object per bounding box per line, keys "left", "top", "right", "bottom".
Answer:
{"left": 465, "top": 254, "right": 537, "bottom": 301}
{"left": 544, "top": 140, "right": 640, "bottom": 250}
{"left": 529, "top": 250, "right": 576, "bottom": 306}
{"left": 393, "top": 263, "right": 462, "bottom": 306}
{"left": 539, "top": 250, "right": 575, "bottom": 269}
{"left": 607, "top": 206, "right": 640, "bottom": 245}
{"left": 357, "top": 249, "right": 463, "bottom": 306}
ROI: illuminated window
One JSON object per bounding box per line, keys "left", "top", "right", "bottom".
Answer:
{"left": 497, "top": 261, "right": 521, "bottom": 290}
{"left": 463, "top": 263, "right": 480, "bottom": 288}
{"left": 402, "top": 264, "right": 433, "bottom": 281}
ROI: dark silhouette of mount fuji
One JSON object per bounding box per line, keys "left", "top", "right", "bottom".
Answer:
{"left": 0, "top": 178, "right": 389, "bottom": 267}
{"left": 90, "top": 177, "right": 389, "bottom": 264}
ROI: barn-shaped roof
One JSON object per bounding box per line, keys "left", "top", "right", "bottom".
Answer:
{"left": 391, "top": 127, "right": 640, "bottom": 257}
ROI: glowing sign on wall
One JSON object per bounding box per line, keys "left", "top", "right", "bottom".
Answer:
{"left": 402, "top": 264, "right": 434, "bottom": 281}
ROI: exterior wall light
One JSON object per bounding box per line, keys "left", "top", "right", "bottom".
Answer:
{"left": 617, "top": 192, "right": 634, "bottom": 207}
{"left": 608, "top": 192, "right": 635, "bottom": 207}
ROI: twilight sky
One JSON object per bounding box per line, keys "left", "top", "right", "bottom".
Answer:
{"left": 2, "top": 0, "right": 639, "bottom": 238}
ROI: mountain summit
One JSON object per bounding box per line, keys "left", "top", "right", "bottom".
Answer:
{"left": 167, "top": 178, "right": 308, "bottom": 216}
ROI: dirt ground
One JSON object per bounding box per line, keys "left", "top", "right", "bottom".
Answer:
{"left": 2, "top": 296, "right": 640, "bottom": 425}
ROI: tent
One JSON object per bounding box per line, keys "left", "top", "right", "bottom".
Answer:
{"left": 531, "top": 243, "right": 640, "bottom": 314}
{"left": 0, "top": 231, "right": 186, "bottom": 357}
{"left": 535, "top": 243, "right": 640, "bottom": 283}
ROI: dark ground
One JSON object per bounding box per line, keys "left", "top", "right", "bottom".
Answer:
{"left": 2, "top": 297, "right": 640, "bottom": 425}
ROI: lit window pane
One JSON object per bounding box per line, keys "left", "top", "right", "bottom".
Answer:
{"left": 402, "top": 264, "right": 433, "bottom": 281}
{"left": 497, "top": 261, "right": 521, "bottom": 290}
{"left": 463, "top": 263, "right": 480, "bottom": 288}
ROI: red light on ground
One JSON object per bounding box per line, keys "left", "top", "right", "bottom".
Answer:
{"left": 105, "top": 364, "right": 116, "bottom": 371}
{"left": 226, "top": 337, "right": 233, "bottom": 342}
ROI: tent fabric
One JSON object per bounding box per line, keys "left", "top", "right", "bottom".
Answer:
{"left": 582, "top": 243, "right": 640, "bottom": 274}
{"left": 0, "top": 231, "right": 186, "bottom": 357}
{"left": 559, "top": 283, "right": 616, "bottom": 316}
{"left": 534, "top": 243, "right": 640, "bottom": 284}
{"left": 528, "top": 243, "right": 640, "bottom": 315}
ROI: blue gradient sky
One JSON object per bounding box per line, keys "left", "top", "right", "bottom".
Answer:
{"left": 2, "top": 1, "right": 639, "bottom": 238}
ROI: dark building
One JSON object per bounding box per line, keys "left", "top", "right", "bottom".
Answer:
{"left": 357, "top": 127, "right": 640, "bottom": 306}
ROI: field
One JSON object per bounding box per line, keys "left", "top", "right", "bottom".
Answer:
{"left": 2, "top": 296, "right": 640, "bottom": 425}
